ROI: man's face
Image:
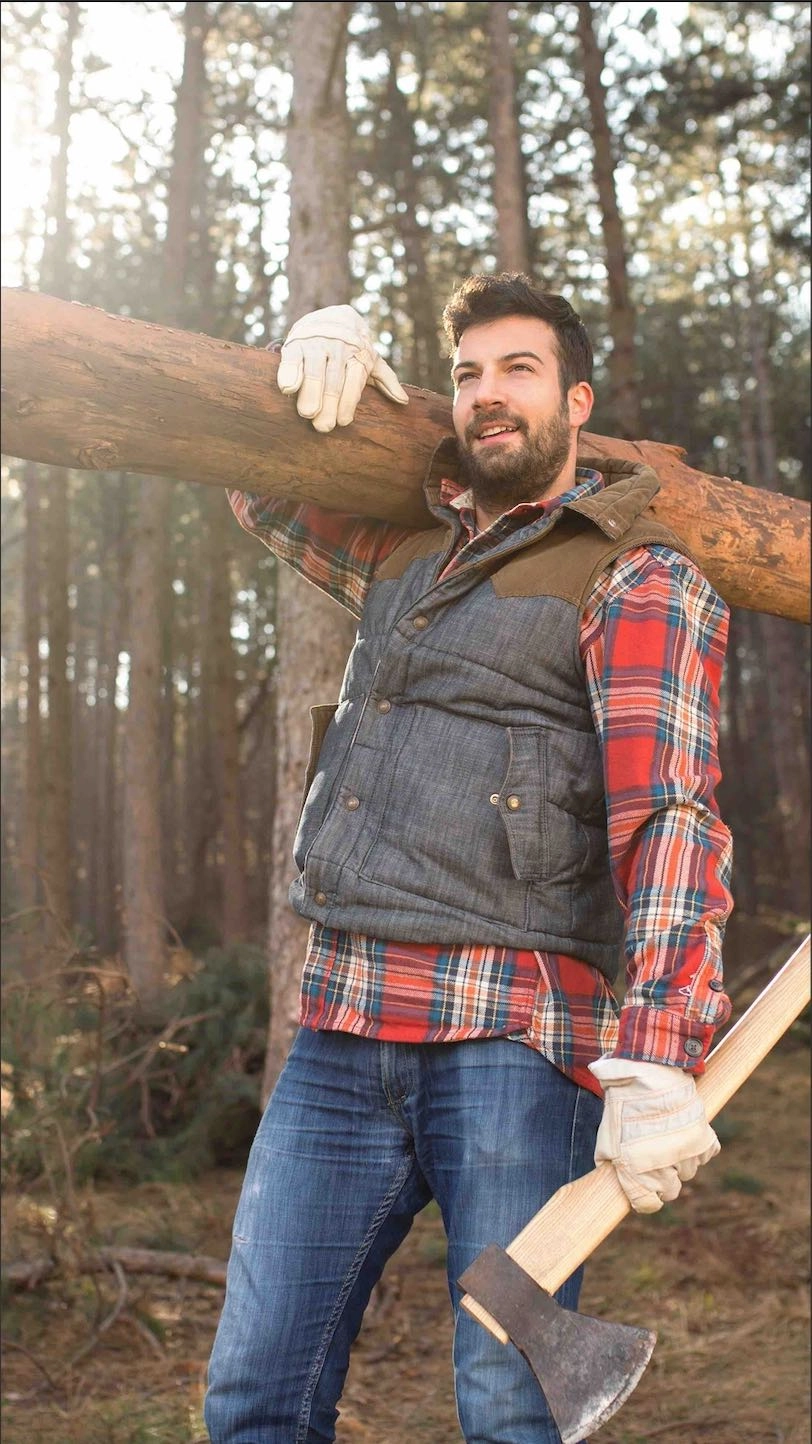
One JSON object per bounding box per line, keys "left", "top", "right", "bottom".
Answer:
{"left": 451, "top": 315, "right": 590, "bottom": 518}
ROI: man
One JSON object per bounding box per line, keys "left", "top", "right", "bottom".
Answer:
{"left": 205, "top": 274, "right": 732, "bottom": 1444}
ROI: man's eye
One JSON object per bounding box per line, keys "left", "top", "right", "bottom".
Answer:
{"left": 509, "top": 363, "right": 532, "bottom": 373}
{"left": 455, "top": 373, "right": 476, "bottom": 385}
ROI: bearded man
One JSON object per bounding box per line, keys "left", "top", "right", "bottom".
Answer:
{"left": 205, "top": 273, "right": 732, "bottom": 1444}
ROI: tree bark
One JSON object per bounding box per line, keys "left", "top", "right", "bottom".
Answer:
{"left": 94, "top": 476, "right": 127, "bottom": 955}
{"left": 574, "top": 2, "right": 641, "bottom": 437}
{"left": 377, "top": 3, "right": 447, "bottom": 392}
{"left": 20, "top": 463, "right": 43, "bottom": 974}
{"left": 39, "top": 3, "right": 80, "bottom": 964}
{"left": 121, "top": 478, "right": 168, "bottom": 1001}
{"left": 2, "top": 288, "right": 808, "bottom": 625}
{"left": 263, "top": 1, "right": 358, "bottom": 1098}
{"left": 717, "top": 611, "right": 757, "bottom": 915}
{"left": 122, "top": 2, "right": 211, "bottom": 1004}
{"left": 740, "top": 223, "right": 809, "bottom": 913}
{"left": 203, "top": 488, "right": 248, "bottom": 944}
{"left": 488, "top": 2, "right": 531, "bottom": 274}
{"left": 41, "top": 465, "right": 73, "bottom": 961}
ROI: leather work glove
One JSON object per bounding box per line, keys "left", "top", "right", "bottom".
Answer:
{"left": 589, "top": 1056, "right": 720, "bottom": 1215}
{"left": 277, "top": 304, "right": 409, "bottom": 432}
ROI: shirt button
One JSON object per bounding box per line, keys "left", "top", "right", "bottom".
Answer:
{"left": 708, "top": 979, "right": 725, "bottom": 992}
{"left": 346, "top": 795, "right": 360, "bottom": 811}
{"left": 376, "top": 699, "right": 392, "bottom": 714}
{"left": 506, "top": 794, "right": 521, "bottom": 811}
{"left": 314, "top": 891, "right": 327, "bottom": 906}
{"left": 412, "top": 614, "right": 429, "bottom": 630}
{"left": 683, "top": 1038, "right": 703, "bottom": 1058}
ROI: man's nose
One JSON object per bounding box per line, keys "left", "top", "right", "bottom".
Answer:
{"left": 472, "top": 369, "right": 507, "bottom": 408}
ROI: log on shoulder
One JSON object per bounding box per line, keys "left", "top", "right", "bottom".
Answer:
{"left": 2, "top": 287, "right": 809, "bottom": 623}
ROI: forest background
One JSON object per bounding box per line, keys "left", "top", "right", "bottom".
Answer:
{"left": 0, "top": 3, "right": 810, "bottom": 1442}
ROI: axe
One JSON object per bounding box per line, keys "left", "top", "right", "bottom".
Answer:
{"left": 458, "top": 933, "right": 810, "bottom": 1443}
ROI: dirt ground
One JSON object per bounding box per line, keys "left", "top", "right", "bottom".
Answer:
{"left": 2, "top": 1039, "right": 809, "bottom": 1444}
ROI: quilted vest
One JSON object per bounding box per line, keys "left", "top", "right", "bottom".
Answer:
{"left": 289, "top": 452, "right": 692, "bottom": 980}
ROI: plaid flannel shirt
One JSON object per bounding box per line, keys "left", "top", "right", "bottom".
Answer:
{"left": 228, "top": 469, "right": 733, "bottom": 1097}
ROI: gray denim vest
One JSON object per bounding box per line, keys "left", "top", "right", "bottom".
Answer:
{"left": 290, "top": 453, "right": 691, "bottom": 981}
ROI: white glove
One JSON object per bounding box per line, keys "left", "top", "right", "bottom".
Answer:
{"left": 277, "top": 304, "right": 408, "bottom": 433}
{"left": 589, "top": 1056, "right": 720, "bottom": 1215}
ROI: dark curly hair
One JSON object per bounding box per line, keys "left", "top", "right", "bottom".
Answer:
{"left": 441, "top": 273, "right": 593, "bottom": 394}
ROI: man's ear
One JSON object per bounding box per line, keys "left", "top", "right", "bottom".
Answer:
{"left": 568, "top": 382, "right": 594, "bottom": 428}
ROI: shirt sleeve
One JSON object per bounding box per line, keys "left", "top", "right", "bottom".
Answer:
{"left": 581, "top": 545, "right": 734, "bottom": 1072}
{"left": 226, "top": 489, "right": 415, "bottom": 621}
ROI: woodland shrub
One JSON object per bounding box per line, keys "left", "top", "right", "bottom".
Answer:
{"left": 1, "top": 944, "right": 268, "bottom": 1190}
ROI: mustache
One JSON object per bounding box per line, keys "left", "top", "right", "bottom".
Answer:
{"left": 464, "top": 412, "right": 527, "bottom": 444}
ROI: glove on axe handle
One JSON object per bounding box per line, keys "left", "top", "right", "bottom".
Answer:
{"left": 462, "top": 933, "right": 810, "bottom": 1342}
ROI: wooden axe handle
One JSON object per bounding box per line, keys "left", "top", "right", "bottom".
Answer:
{"left": 462, "top": 933, "right": 810, "bottom": 1342}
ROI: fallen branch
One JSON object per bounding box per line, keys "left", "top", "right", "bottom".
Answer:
{"left": 2, "top": 1255, "right": 164, "bottom": 1400}
{"left": 1, "top": 288, "right": 809, "bottom": 623}
{"left": 4, "top": 1244, "right": 227, "bottom": 1290}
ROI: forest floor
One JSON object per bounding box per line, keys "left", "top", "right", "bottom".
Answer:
{"left": 2, "top": 1039, "right": 809, "bottom": 1444}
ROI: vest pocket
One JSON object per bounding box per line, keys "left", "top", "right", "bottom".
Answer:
{"left": 499, "top": 728, "right": 549, "bottom": 880}
{"left": 300, "top": 703, "right": 340, "bottom": 819}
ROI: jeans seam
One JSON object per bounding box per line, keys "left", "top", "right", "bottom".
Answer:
{"left": 566, "top": 1081, "right": 584, "bottom": 1185}
{"left": 295, "top": 1150, "right": 416, "bottom": 1443}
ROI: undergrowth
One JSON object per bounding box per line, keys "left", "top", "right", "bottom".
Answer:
{"left": 1, "top": 944, "right": 268, "bottom": 1192}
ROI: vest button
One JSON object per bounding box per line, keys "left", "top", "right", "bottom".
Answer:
{"left": 489, "top": 793, "right": 499, "bottom": 805}
{"left": 412, "top": 614, "right": 429, "bottom": 629}
{"left": 506, "top": 794, "right": 521, "bottom": 811}
{"left": 346, "top": 795, "right": 361, "bottom": 811}
{"left": 314, "top": 892, "right": 327, "bottom": 906}
{"left": 376, "top": 699, "right": 392, "bottom": 713}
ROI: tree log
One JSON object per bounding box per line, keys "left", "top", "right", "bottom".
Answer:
{"left": 3, "top": 1245, "right": 226, "bottom": 1290}
{"left": 2, "top": 287, "right": 809, "bottom": 623}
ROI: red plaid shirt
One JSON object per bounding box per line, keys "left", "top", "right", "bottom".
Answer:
{"left": 228, "top": 470, "right": 733, "bottom": 1097}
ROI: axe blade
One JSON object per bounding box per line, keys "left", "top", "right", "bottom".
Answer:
{"left": 459, "top": 1244, "right": 656, "bottom": 1444}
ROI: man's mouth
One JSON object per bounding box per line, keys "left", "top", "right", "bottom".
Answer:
{"left": 472, "top": 423, "right": 520, "bottom": 445}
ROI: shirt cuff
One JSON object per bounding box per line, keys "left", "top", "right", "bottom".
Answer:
{"left": 612, "top": 1004, "right": 716, "bottom": 1072}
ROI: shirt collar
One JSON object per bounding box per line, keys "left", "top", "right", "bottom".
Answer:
{"left": 439, "top": 467, "right": 605, "bottom": 534}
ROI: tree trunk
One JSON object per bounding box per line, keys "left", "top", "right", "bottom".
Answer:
{"left": 378, "top": 2, "right": 447, "bottom": 393}
{"left": 2, "top": 288, "right": 809, "bottom": 626}
{"left": 121, "top": 477, "right": 169, "bottom": 1001}
{"left": 40, "top": 465, "right": 73, "bottom": 962}
{"left": 70, "top": 575, "right": 93, "bottom": 934}
{"left": 203, "top": 488, "right": 248, "bottom": 944}
{"left": 122, "top": 2, "right": 210, "bottom": 1004}
{"left": 20, "top": 464, "right": 43, "bottom": 974}
{"left": 755, "top": 613, "right": 811, "bottom": 914}
{"left": 39, "top": 2, "right": 80, "bottom": 964}
{"left": 94, "top": 475, "right": 127, "bottom": 955}
{"left": 731, "top": 263, "right": 810, "bottom": 917}
{"left": 263, "top": 0, "right": 358, "bottom": 1097}
{"left": 740, "top": 225, "right": 809, "bottom": 914}
{"left": 574, "top": 1, "right": 640, "bottom": 437}
{"left": 718, "top": 611, "right": 757, "bottom": 914}
{"left": 488, "top": 2, "right": 531, "bottom": 274}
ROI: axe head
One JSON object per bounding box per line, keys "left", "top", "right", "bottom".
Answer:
{"left": 459, "top": 1244, "right": 656, "bottom": 1443}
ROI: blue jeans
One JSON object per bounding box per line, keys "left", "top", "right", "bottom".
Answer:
{"left": 205, "top": 1028, "right": 602, "bottom": 1444}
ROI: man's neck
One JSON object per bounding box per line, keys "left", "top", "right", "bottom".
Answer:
{"left": 473, "top": 469, "right": 579, "bottom": 532}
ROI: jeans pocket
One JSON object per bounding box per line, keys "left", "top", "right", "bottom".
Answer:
{"left": 498, "top": 727, "right": 549, "bottom": 880}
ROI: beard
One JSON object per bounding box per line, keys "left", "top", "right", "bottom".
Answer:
{"left": 457, "top": 403, "right": 572, "bottom": 515}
